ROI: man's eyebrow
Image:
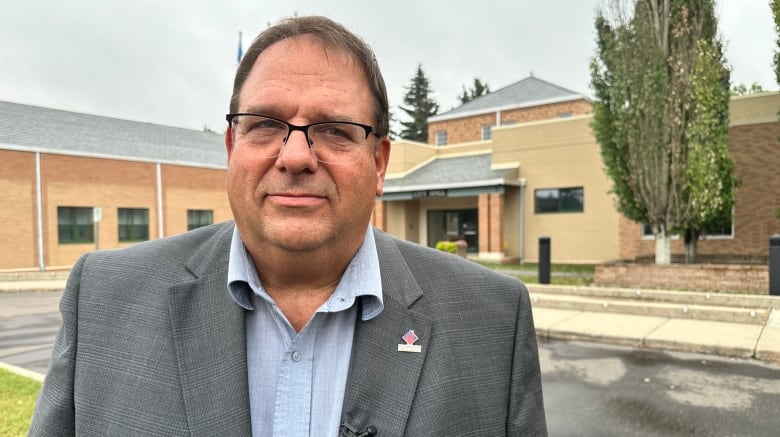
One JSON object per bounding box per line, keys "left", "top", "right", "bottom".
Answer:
{"left": 240, "top": 104, "right": 274, "bottom": 115}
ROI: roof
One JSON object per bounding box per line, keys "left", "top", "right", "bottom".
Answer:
{"left": 382, "top": 153, "right": 519, "bottom": 200}
{"left": 0, "top": 101, "right": 226, "bottom": 168}
{"left": 429, "top": 76, "right": 586, "bottom": 123}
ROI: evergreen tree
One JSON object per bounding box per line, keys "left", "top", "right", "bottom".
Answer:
{"left": 398, "top": 64, "right": 439, "bottom": 142}
{"left": 458, "top": 78, "right": 491, "bottom": 104}
{"left": 591, "top": 0, "right": 736, "bottom": 264}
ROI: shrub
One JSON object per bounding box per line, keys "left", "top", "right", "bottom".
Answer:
{"left": 435, "top": 241, "right": 457, "bottom": 254}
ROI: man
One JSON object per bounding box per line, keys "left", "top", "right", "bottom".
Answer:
{"left": 29, "top": 16, "right": 546, "bottom": 436}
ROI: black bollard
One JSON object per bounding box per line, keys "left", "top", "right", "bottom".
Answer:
{"left": 770, "top": 234, "right": 780, "bottom": 296}
{"left": 539, "top": 236, "right": 551, "bottom": 285}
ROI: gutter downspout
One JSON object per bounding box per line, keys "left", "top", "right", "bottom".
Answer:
{"left": 35, "top": 151, "right": 45, "bottom": 271}
{"left": 156, "top": 162, "right": 164, "bottom": 238}
{"left": 519, "top": 178, "right": 526, "bottom": 264}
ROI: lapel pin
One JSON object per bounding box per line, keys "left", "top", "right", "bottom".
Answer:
{"left": 397, "top": 329, "right": 422, "bottom": 353}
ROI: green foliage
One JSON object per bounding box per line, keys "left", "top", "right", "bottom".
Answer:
{"left": 435, "top": 241, "right": 457, "bottom": 254}
{"left": 773, "top": 0, "right": 780, "bottom": 85}
{"left": 398, "top": 64, "right": 439, "bottom": 142}
{"left": 730, "top": 82, "right": 766, "bottom": 95}
{"left": 683, "top": 37, "right": 736, "bottom": 234}
{"left": 0, "top": 369, "right": 41, "bottom": 437}
{"left": 458, "top": 78, "right": 491, "bottom": 104}
{"left": 590, "top": 0, "right": 735, "bottom": 263}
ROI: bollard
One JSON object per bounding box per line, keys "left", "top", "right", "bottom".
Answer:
{"left": 770, "top": 234, "right": 780, "bottom": 296}
{"left": 539, "top": 236, "right": 551, "bottom": 285}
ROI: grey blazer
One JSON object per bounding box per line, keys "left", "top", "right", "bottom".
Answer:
{"left": 29, "top": 222, "right": 546, "bottom": 436}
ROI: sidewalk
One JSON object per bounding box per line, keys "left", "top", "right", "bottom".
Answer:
{"left": 529, "top": 284, "right": 780, "bottom": 364}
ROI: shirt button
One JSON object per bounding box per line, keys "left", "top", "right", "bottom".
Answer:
{"left": 291, "top": 351, "right": 302, "bottom": 362}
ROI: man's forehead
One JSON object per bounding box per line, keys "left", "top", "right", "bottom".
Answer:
{"left": 262, "top": 34, "right": 358, "bottom": 66}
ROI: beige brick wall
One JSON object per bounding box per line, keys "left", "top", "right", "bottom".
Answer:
{"left": 428, "top": 99, "right": 591, "bottom": 145}
{"left": 0, "top": 151, "right": 234, "bottom": 271}
{"left": 42, "top": 155, "right": 159, "bottom": 267}
{"left": 162, "top": 165, "right": 231, "bottom": 236}
{"left": 0, "top": 150, "right": 37, "bottom": 270}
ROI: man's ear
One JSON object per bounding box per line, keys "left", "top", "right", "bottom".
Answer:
{"left": 374, "top": 136, "right": 391, "bottom": 196}
{"left": 224, "top": 127, "right": 234, "bottom": 161}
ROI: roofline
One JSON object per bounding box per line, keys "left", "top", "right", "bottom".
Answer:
{"left": 383, "top": 178, "right": 521, "bottom": 193}
{"left": 0, "top": 142, "right": 227, "bottom": 170}
{"left": 428, "top": 94, "right": 586, "bottom": 123}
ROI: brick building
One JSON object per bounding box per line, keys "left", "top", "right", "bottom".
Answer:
{"left": 1, "top": 81, "right": 778, "bottom": 271}
{"left": 375, "top": 77, "right": 780, "bottom": 264}
{"left": 0, "top": 101, "right": 231, "bottom": 271}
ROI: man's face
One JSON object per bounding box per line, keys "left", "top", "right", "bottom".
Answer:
{"left": 225, "top": 35, "right": 390, "bottom": 257}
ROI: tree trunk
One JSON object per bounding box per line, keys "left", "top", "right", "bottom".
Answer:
{"left": 655, "top": 229, "right": 672, "bottom": 264}
{"left": 684, "top": 229, "right": 699, "bottom": 264}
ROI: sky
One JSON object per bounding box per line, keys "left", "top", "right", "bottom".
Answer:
{"left": 0, "top": 0, "right": 776, "bottom": 133}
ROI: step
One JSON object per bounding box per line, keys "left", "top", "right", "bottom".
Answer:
{"left": 527, "top": 284, "right": 780, "bottom": 310}
{"left": 528, "top": 290, "right": 771, "bottom": 325}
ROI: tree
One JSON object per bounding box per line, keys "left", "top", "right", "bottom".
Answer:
{"left": 458, "top": 78, "right": 491, "bottom": 104}
{"left": 398, "top": 64, "right": 439, "bottom": 142}
{"left": 590, "top": 0, "right": 736, "bottom": 264}
{"left": 773, "top": 0, "right": 780, "bottom": 84}
{"left": 730, "top": 82, "right": 766, "bottom": 95}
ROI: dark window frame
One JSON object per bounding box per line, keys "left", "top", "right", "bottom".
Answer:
{"left": 57, "top": 206, "right": 94, "bottom": 244}
{"left": 187, "top": 209, "right": 214, "bottom": 231}
{"left": 534, "top": 187, "right": 584, "bottom": 214}
{"left": 118, "top": 208, "right": 149, "bottom": 242}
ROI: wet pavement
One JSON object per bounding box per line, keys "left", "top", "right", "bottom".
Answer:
{"left": 541, "top": 339, "right": 780, "bottom": 436}
{"left": 3, "top": 290, "right": 780, "bottom": 436}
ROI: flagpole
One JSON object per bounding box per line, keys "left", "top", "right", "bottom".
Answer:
{"left": 237, "top": 31, "right": 243, "bottom": 64}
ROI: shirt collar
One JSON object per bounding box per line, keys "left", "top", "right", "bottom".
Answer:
{"left": 227, "top": 225, "right": 384, "bottom": 321}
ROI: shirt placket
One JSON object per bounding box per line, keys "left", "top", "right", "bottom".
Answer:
{"left": 272, "top": 315, "right": 320, "bottom": 436}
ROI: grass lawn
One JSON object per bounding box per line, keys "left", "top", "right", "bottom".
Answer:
{"left": 477, "top": 261, "right": 595, "bottom": 286}
{"left": 0, "top": 368, "right": 41, "bottom": 437}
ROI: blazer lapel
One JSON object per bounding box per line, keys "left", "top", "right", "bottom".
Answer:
{"left": 168, "top": 223, "right": 252, "bottom": 436}
{"left": 341, "top": 231, "right": 432, "bottom": 436}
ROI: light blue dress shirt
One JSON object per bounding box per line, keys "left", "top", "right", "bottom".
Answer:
{"left": 227, "top": 226, "right": 383, "bottom": 436}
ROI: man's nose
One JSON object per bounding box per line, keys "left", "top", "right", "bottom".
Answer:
{"left": 276, "top": 130, "right": 319, "bottom": 172}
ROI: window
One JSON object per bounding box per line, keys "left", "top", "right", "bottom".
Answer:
{"left": 187, "top": 209, "right": 213, "bottom": 231}
{"left": 641, "top": 217, "right": 733, "bottom": 239}
{"left": 435, "top": 130, "right": 448, "bottom": 146}
{"left": 557, "top": 111, "right": 573, "bottom": 118}
{"left": 534, "top": 187, "right": 584, "bottom": 213}
{"left": 118, "top": 208, "right": 149, "bottom": 242}
{"left": 58, "top": 207, "right": 94, "bottom": 244}
{"left": 481, "top": 125, "right": 492, "bottom": 141}
{"left": 703, "top": 222, "right": 734, "bottom": 238}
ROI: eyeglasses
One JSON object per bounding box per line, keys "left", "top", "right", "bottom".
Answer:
{"left": 226, "top": 113, "right": 378, "bottom": 163}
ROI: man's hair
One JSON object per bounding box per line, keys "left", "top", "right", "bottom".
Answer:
{"left": 229, "top": 16, "right": 389, "bottom": 138}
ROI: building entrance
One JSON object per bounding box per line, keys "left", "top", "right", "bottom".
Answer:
{"left": 427, "top": 209, "right": 478, "bottom": 253}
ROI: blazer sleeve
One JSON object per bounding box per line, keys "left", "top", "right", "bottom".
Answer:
{"left": 507, "top": 282, "right": 548, "bottom": 435}
{"left": 27, "top": 256, "right": 85, "bottom": 437}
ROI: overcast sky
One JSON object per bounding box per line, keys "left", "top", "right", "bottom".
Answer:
{"left": 0, "top": 0, "right": 775, "bottom": 133}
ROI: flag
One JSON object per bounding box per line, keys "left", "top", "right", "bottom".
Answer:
{"left": 237, "top": 31, "right": 243, "bottom": 64}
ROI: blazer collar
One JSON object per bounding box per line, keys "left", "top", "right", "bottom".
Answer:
{"left": 168, "top": 222, "right": 252, "bottom": 436}
{"left": 341, "top": 230, "right": 432, "bottom": 436}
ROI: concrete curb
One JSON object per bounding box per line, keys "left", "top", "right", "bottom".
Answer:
{"left": 532, "top": 307, "right": 780, "bottom": 363}
{"left": 0, "top": 360, "right": 45, "bottom": 382}
{"left": 0, "top": 281, "right": 66, "bottom": 293}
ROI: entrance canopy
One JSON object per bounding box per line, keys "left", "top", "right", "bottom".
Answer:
{"left": 381, "top": 153, "right": 520, "bottom": 201}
